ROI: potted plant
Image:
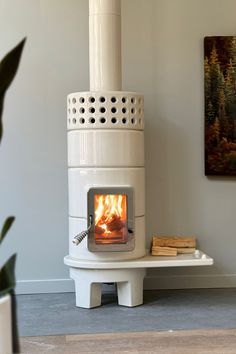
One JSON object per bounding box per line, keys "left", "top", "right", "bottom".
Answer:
{"left": 0, "top": 38, "right": 25, "bottom": 354}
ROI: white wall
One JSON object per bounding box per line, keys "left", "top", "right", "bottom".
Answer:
{"left": 0, "top": 0, "right": 236, "bottom": 293}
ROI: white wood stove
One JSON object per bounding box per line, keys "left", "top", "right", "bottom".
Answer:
{"left": 64, "top": 0, "right": 213, "bottom": 309}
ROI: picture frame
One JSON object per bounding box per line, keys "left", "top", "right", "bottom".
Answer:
{"left": 204, "top": 36, "right": 236, "bottom": 176}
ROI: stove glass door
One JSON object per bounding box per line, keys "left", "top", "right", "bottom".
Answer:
{"left": 94, "top": 194, "right": 128, "bottom": 244}
{"left": 88, "top": 187, "right": 134, "bottom": 252}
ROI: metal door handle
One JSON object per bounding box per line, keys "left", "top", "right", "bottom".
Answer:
{"left": 72, "top": 215, "right": 93, "bottom": 246}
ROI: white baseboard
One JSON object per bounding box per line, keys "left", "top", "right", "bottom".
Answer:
{"left": 16, "top": 279, "right": 116, "bottom": 294}
{"left": 16, "top": 274, "right": 236, "bottom": 295}
{"left": 144, "top": 274, "right": 236, "bottom": 289}
{"left": 16, "top": 279, "right": 75, "bottom": 294}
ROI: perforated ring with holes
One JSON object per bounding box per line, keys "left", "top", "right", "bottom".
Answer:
{"left": 67, "top": 91, "right": 144, "bottom": 131}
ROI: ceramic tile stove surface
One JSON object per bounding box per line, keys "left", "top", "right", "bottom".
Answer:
{"left": 64, "top": 0, "right": 146, "bottom": 308}
{"left": 67, "top": 90, "right": 145, "bottom": 263}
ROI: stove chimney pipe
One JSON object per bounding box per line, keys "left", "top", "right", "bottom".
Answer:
{"left": 89, "top": 0, "right": 122, "bottom": 91}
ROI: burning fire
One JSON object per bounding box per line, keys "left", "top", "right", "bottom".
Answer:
{"left": 94, "top": 194, "right": 127, "bottom": 238}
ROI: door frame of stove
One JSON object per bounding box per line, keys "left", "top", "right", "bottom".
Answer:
{"left": 87, "top": 186, "right": 135, "bottom": 252}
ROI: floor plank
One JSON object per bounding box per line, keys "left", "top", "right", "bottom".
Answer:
{"left": 20, "top": 328, "right": 236, "bottom": 353}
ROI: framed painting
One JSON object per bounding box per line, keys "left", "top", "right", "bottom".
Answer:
{"left": 204, "top": 36, "right": 236, "bottom": 176}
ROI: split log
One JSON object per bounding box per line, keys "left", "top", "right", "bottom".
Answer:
{"left": 95, "top": 225, "right": 105, "bottom": 235}
{"left": 151, "top": 246, "right": 177, "bottom": 256}
{"left": 177, "top": 247, "right": 196, "bottom": 254}
{"left": 107, "top": 217, "right": 124, "bottom": 232}
{"left": 151, "top": 246, "right": 196, "bottom": 256}
{"left": 152, "top": 236, "right": 196, "bottom": 248}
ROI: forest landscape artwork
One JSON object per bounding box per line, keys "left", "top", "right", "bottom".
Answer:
{"left": 204, "top": 36, "right": 236, "bottom": 176}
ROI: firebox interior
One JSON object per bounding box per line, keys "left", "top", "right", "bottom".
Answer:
{"left": 94, "top": 194, "right": 128, "bottom": 244}
{"left": 87, "top": 187, "right": 135, "bottom": 252}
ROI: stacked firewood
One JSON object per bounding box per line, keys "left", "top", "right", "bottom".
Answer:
{"left": 151, "top": 236, "right": 196, "bottom": 256}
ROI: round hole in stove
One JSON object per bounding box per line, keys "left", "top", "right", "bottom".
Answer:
{"left": 100, "top": 117, "right": 106, "bottom": 124}
{"left": 89, "top": 96, "right": 95, "bottom": 103}
{"left": 89, "top": 107, "right": 95, "bottom": 114}
{"left": 111, "top": 107, "right": 117, "bottom": 114}
{"left": 111, "top": 96, "right": 117, "bottom": 103}
{"left": 89, "top": 117, "right": 96, "bottom": 124}
{"left": 100, "top": 107, "right": 106, "bottom": 113}
{"left": 131, "top": 107, "right": 135, "bottom": 114}
{"left": 99, "top": 96, "right": 106, "bottom": 103}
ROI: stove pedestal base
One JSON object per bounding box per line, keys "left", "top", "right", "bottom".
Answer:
{"left": 65, "top": 250, "right": 213, "bottom": 309}
{"left": 70, "top": 267, "right": 146, "bottom": 308}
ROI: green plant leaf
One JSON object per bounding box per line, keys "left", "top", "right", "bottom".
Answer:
{"left": 0, "top": 216, "right": 15, "bottom": 245}
{"left": 0, "top": 254, "right": 16, "bottom": 295}
{"left": 0, "top": 38, "right": 26, "bottom": 143}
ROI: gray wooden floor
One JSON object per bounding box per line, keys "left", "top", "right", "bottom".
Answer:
{"left": 17, "top": 288, "right": 236, "bottom": 337}
{"left": 20, "top": 329, "right": 236, "bottom": 353}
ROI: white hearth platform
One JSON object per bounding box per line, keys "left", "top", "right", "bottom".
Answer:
{"left": 64, "top": 250, "right": 213, "bottom": 308}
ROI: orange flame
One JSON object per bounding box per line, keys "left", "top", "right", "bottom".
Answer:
{"left": 94, "top": 194, "right": 127, "bottom": 238}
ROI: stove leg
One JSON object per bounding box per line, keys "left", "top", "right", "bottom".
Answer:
{"left": 117, "top": 268, "right": 146, "bottom": 307}
{"left": 70, "top": 268, "right": 102, "bottom": 308}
